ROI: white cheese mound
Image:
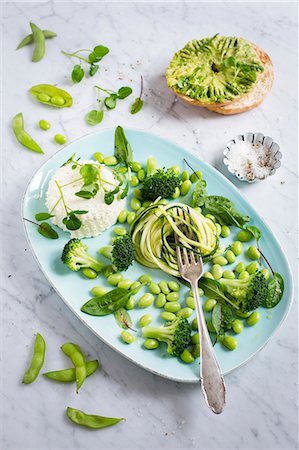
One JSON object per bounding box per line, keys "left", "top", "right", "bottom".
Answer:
{"left": 45, "top": 160, "right": 125, "bottom": 238}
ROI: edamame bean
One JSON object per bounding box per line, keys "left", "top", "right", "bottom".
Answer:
{"left": 130, "top": 281, "right": 141, "bottom": 291}
{"left": 139, "top": 314, "right": 152, "bottom": 327}
{"left": 108, "top": 273, "right": 123, "bottom": 286}
{"left": 166, "top": 292, "right": 180, "bottom": 302}
{"left": 232, "top": 319, "right": 244, "bottom": 334}
{"left": 236, "top": 310, "right": 251, "bottom": 318}
{"left": 137, "top": 169, "right": 146, "bottom": 181}
{"left": 212, "top": 256, "right": 228, "bottom": 266}
{"left": 38, "top": 119, "right": 51, "bottom": 130}
{"left": 143, "top": 339, "right": 159, "bottom": 349}
{"left": 247, "top": 246, "right": 261, "bottom": 260}
{"left": 138, "top": 274, "right": 152, "bottom": 284}
{"left": 93, "top": 152, "right": 104, "bottom": 163}
{"left": 130, "top": 175, "right": 139, "bottom": 187}
{"left": 191, "top": 318, "right": 198, "bottom": 330}
{"left": 171, "top": 165, "right": 180, "bottom": 175}
{"left": 198, "top": 288, "right": 204, "bottom": 296}
{"left": 180, "top": 349, "right": 194, "bottom": 364}
{"left": 237, "top": 230, "right": 253, "bottom": 242}
{"left": 125, "top": 296, "right": 136, "bottom": 310}
{"left": 168, "top": 281, "right": 180, "bottom": 291}
{"left": 22, "top": 333, "right": 46, "bottom": 384}
{"left": 149, "top": 282, "right": 161, "bottom": 295}
{"left": 191, "top": 332, "right": 199, "bottom": 344}
{"left": 202, "top": 272, "right": 214, "bottom": 279}
{"left": 131, "top": 161, "right": 142, "bottom": 172}
{"left": 118, "top": 210, "right": 128, "bottom": 223}
{"left": 155, "top": 293, "right": 166, "bottom": 308}
{"left": 91, "top": 286, "right": 108, "bottom": 297}
{"left": 61, "top": 343, "right": 86, "bottom": 392}
{"left": 235, "top": 262, "right": 246, "bottom": 273}
{"left": 172, "top": 187, "right": 180, "bottom": 199}
{"left": 181, "top": 170, "right": 189, "bottom": 181}
{"left": 205, "top": 214, "right": 215, "bottom": 222}
{"left": 118, "top": 279, "right": 132, "bottom": 289}
{"left": 159, "top": 281, "right": 170, "bottom": 295}
{"left": 192, "top": 344, "right": 200, "bottom": 358}
{"left": 221, "top": 225, "right": 231, "bottom": 238}
{"left": 119, "top": 167, "right": 127, "bottom": 174}
{"left": 222, "top": 270, "right": 235, "bottom": 280}
{"left": 133, "top": 189, "right": 142, "bottom": 199}
{"left": 207, "top": 321, "right": 216, "bottom": 333}
{"left": 51, "top": 96, "right": 65, "bottom": 106}
{"left": 82, "top": 268, "right": 98, "bottom": 279}
{"left": 138, "top": 293, "right": 154, "bottom": 308}
{"left": 177, "top": 307, "right": 193, "bottom": 319}
{"left": 121, "top": 330, "right": 134, "bottom": 344}
{"left": 231, "top": 241, "right": 243, "bottom": 256}
{"left": 239, "top": 271, "right": 250, "bottom": 280}
{"left": 261, "top": 268, "right": 270, "bottom": 280}
{"left": 190, "top": 170, "right": 203, "bottom": 183}
{"left": 103, "top": 156, "right": 118, "bottom": 166}
{"left": 127, "top": 212, "right": 136, "bottom": 224}
{"left": 54, "top": 134, "right": 67, "bottom": 145}
{"left": 225, "top": 250, "right": 236, "bottom": 264}
{"left": 247, "top": 311, "right": 260, "bottom": 326}
{"left": 161, "top": 311, "right": 176, "bottom": 321}
{"left": 180, "top": 180, "right": 192, "bottom": 196}
{"left": 247, "top": 261, "right": 260, "bottom": 274}
{"left": 222, "top": 336, "right": 238, "bottom": 350}
{"left": 37, "top": 93, "right": 50, "bottom": 102}
{"left": 130, "top": 198, "right": 141, "bottom": 211}
{"left": 211, "top": 264, "right": 223, "bottom": 280}
{"left": 216, "top": 223, "right": 222, "bottom": 236}
{"left": 114, "top": 227, "right": 127, "bottom": 236}
{"left": 204, "top": 299, "right": 217, "bottom": 312}
{"left": 164, "top": 302, "right": 181, "bottom": 313}
{"left": 186, "top": 296, "right": 195, "bottom": 309}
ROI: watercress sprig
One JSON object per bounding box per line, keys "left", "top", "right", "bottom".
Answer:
{"left": 61, "top": 45, "right": 109, "bottom": 83}
{"left": 131, "top": 75, "right": 144, "bottom": 114}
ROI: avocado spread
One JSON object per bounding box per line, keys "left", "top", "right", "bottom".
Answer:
{"left": 166, "top": 35, "right": 264, "bottom": 104}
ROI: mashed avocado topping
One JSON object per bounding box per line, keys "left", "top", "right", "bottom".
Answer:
{"left": 166, "top": 35, "right": 264, "bottom": 104}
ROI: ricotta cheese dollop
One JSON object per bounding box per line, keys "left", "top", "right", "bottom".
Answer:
{"left": 45, "top": 160, "right": 125, "bottom": 238}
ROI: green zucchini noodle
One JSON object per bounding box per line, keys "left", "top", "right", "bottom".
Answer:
{"left": 130, "top": 199, "right": 218, "bottom": 277}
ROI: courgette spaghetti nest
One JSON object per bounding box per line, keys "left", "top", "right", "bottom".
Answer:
{"left": 130, "top": 199, "right": 218, "bottom": 277}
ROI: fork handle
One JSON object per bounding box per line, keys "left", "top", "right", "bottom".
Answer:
{"left": 191, "top": 281, "right": 226, "bottom": 414}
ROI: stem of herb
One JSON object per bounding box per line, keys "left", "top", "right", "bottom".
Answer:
{"left": 183, "top": 158, "right": 200, "bottom": 180}
{"left": 60, "top": 177, "right": 84, "bottom": 188}
{"left": 61, "top": 50, "right": 90, "bottom": 64}
{"left": 23, "top": 218, "right": 39, "bottom": 226}
{"left": 95, "top": 85, "right": 115, "bottom": 96}
{"left": 49, "top": 195, "right": 62, "bottom": 214}
{"left": 55, "top": 181, "right": 69, "bottom": 215}
{"left": 258, "top": 248, "right": 274, "bottom": 276}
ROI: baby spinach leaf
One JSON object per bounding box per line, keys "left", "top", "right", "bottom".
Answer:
{"left": 263, "top": 273, "right": 284, "bottom": 308}
{"left": 85, "top": 109, "right": 104, "bottom": 126}
{"left": 72, "top": 64, "right": 84, "bottom": 83}
{"left": 118, "top": 86, "right": 132, "bottom": 99}
{"left": 114, "top": 308, "right": 133, "bottom": 330}
{"left": 204, "top": 196, "right": 250, "bottom": 228}
{"left": 37, "top": 222, "right": 59, "bottom": 239}
{"left": 244, "top": 225, "right": 262, "bottom": 241}
{"left": 212, "top": 303, "right": 233, "bottom": 335}
{"left": 199, "top": 278, "right": 238, "bottom": 309}
{"left": 81, "top": 288, "right": 130, "bottom": 316}
{"left": 35, "top": 212, "right": 54, "bottom": 221}
{"left": 114, "top": 126, "right": 133, "bottom": 167}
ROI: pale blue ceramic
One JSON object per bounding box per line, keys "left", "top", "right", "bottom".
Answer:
{"left": 23, "top": 129, "right": 293, "bottom": 383}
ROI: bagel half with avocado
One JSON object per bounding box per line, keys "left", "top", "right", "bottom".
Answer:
{"left": 166, "top": 35, "right": 273, "bottom": 115}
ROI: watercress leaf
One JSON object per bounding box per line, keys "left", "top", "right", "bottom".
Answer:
{"left": 72, "top": 210, "right": 88, "bottom": 215}
{"left": 81, "top": 288, "right": 130, "bottom": 316}
{"left": 62, "top": 213, "right": 82, "bottom": 230}
{"left": 212, "top": 303, "right": 233, "bottom": 335}
{"left": 192, "top": 180, "right": 207, "bottom": 207}
{"left": 263, "top": 273, "right": 284, "bottom": 308}
{"left": 37, "top": 222, "right": 59, "bottom": 239}
{"left": 86, "top": 109, "right": 104, "bottom": 126}
{"left": 204, "top": 195, "right": 250, "bottom": 228}
{"left": 104, "top": 191, "right": 115, "bottom": 205}
{"left": 199, "top": 278, "right": 238, "bottom": 309}
{"left": 114, "top": 308, "right": 133, "bottom": 329}
{"left": 244, "top": 225, "right": 262, "bottom": 241}
{"left": 89, "top": 64, "right": 99, "bottom": 77}
{"left": 80, "top": 164, "right": 98, "bottom": 185}
{"left": 75, "top": 191, "right": 94, "bottom": 199}
{"left": 130, "top": 98, "right": 144, "bottom": 114}
{"left": 93, "top": 45, "right": 109, "bottom": 59}
{"left": 104, "top": 95, "right": 117, "bottom": 110}
{"left": 35, "top": 212, "right": 54, "bottom": 221}
{"left": 72, "top": 64, "right": 84, "bottom": 83}
{"left": 117, "top": 86, "right": 132, "bottom": 99}
{"left": 120, "top": 182, "right": 129, "bottom": 199}
{"left": 114, "top": 126, "right": 133, "bottom": 166}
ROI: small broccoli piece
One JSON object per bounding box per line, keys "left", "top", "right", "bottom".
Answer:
{"left": 219, "top": 270, "right": 268, "bottom": 312}
{"left": 61, "top": 238, "right": 104, "bottom": 272}
{"left": 140, "top": 156, "right": 181, "bottom": 201}
{"left": 111, "top": 233, "right": 135, "bottom": 272}
{"left": 142, "top": 317, "right": 191, "bottom": 356}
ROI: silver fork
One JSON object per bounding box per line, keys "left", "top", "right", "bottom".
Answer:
{"left": 174, "top": 208, "right": 226, "bottom": 414}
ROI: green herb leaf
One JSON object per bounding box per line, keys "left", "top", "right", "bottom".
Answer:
{"left": 37, "top": 222, "right": 59, "bottom": 239}
{"left": 204, "top": 196, "right": 250, "bottom": 228}
{"left": 114, "top": 308, "right": 133, "bottom": 329}
{"left": 72, "top": 64, "right": 84, "bottom": 83}
{"left": 62, "top": 213, "right": 82, "bottom": 230}
{"left": 120, "top": 182, "right": 129, "bottom": 199}
{"left": 199, "top": 278, "right": 238, "bottom": 309}
{"left": 244, "top": 225, "right": 262, "bottom": 241}
{"left": 104, "top": 95, "right": 117, "bottom": 110}
{"left": 130, "top": 98, "right": 144, "bottom": 114}
{"left": 61, "top": 153, "right": 76, "bottom": 167}
{"left": 263, "top": 273, "right": 284, "bottom": 308}
{"left": 35, "top": 212, "right": 54, "bottom": 221}
{"left": 117, "top": 86, "right": 132, "bottom": 99}
{"left": 212, "top": 303, "right": 233, "bottom": 335}
{"left": 89, "top": 64, "right": 99, "bottom": 77}
{"left": 75, "top": 191, "right": 94, "bottom": 199}
{"left": 104, "top": 191, "right": 115, "bottom": 205}
{"left": 114, "top": 126, "right": 133, "bottom": 166}
{"left": 80, "top": 164, "right": 98, "bottom": 185}
{"left": 192, "top": 180, "right": 207, "bottom": 207}
{"left": 86, "top": 109, "right": 104, "bottom": 126}
{"left": 93, "top": 45, "right": 109, "bottom": 59}
{"left": 81, "top": 288, "right": 130, "bottom": 316}
{"left": 72, "top": 210, "right": 88, "bottom": 215}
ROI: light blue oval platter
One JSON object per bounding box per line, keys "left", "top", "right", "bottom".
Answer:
{"left": 23, "top": 128, "right": 294, "bottom": 383}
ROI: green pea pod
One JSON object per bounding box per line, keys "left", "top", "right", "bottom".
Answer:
{"left": 43, "top": 359, "right": 99, "bottom": 382}
{"left": 61, "top": 343, "right": 87, "bottom": 393}
{"left": 30, "top": 22, "right": 45, "bottom": 62}
{"left": 22, "top": 333, "right": 46, "bottom": 384}
{"left": 16, "top": 30, "right": 57, "bottom": 50}
{"left": 12, "top": 113, "right": 43, "bottom": 154}
{"left": 66, "top": 407, "right": 125, "bottom": 429}
{"left": 29, "top": 84, "right": 73, "bottom": 108}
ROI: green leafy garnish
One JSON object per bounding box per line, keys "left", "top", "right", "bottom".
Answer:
{"left": 86, "top": 110, "right": 104, "bottom": 126}
{"left": 204, "top": 196, "right": 250, "bottom": 228}
{"left": 37, "top": 222, "right": 59, "bottom": 239}
{"left": 114, "top": 126, "right": 133, "bottom": 179}
{"left": 212, "top": 303, "right": 233, "bottom": 340}
{"left": 114, "top": 308, "right": 134, "bottom": 330}
{"left": 62, "top": 213, "right": 82, "bottom": 231}
{"left": 61, "top": 45, "right": 109, "bottom": 83}
{"left": 71, "top": 64, "right": 84, "bottom": 83}
{"left": 81, "top": 288, "right": 131, "bottom": 316}
{"left": 263, "top": 273, "right": 284, "bottom": 308}
{"left": 130, "top": 76, "right": 144, "bottom": 114}
{"left": 35, "top": 212, "right": 54, "bottom": 221}
{"left": 244, "top": 225, "right": 262, "bottom": 241}
{"left": 191, "top": 179, "right": 207, "bottom": 207}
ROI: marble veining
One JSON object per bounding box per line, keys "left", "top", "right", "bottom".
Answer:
{"left": 1, "top": 1, "right": 298, "bottom": 449}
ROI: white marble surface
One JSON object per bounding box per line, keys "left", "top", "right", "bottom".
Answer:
{"left": 1, "top": 1, "right": 298, "bottom": 449}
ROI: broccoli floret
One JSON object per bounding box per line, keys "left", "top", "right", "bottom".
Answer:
{"left": 142, "top": 317, "right": 191, "bottom": 356}
{"left": 140, "top": 156, "right": 181, "bottom": 201}
{"left": 219, "top": 271, "right": 268, "bottom": 312}
{"left": 61, "top": 238, "right": 104, "bottom": 272}
{"left": 111, "top": 234, "right": 135, "bottom": 272}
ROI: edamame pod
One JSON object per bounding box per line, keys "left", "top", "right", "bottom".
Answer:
{"left": 44, "top": 360, "right": 99, "bottom": 382}
{"left": 12, "top": 113, "right": 43, "bottom": 154}
{"left": 16, "top": 29, "right": 57, "bottom": 50}
{"left": 66, "top": 407, "right": 124, "bottom": 429}
{"left": 61, "top": 343, "right": 87, "bottom": 393}
{"left": 22, "top": 333, "right": 46, "bottom": 384}
{"left": 29, "top": 84, "right": 73, "bottom": 108}
{"left": 30, "top": 22, "right": 45, "bottom": 62}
